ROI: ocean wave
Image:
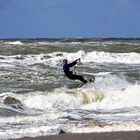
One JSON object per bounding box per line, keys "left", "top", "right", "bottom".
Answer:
{"left": 1, "top": 80, "right": 139, "bottom": 111}
{"left": 0, "top": 50, "right": 139, "bottom": 69}
{"left": 1, "top": 39, "right": 140, "bottom": 47}
{"left": 5, "top": 41, "right": 23, "bottom": 45}
{"left": 0, "top": 39, "right": 140, "bottom": 139}
{"left": 83, "top": 51, "right": 140, "bottom": 64}
{"left": 0, "top": 78, "right": 140, "bottom": 139}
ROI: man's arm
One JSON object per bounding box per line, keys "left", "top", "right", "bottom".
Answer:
{"left": 69, "top": 58, "right": 80, "bottom": 67}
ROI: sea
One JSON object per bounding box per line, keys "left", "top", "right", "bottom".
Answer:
{"left": 0, "top": 38, "right": 140, "bottom": 139}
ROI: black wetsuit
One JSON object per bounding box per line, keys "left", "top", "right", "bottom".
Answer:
{"left": 63, "top": 60, "right": 87, "bottom": 84}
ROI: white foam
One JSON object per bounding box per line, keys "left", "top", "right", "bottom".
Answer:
{"left": 66, "top": 122, "right": 140, "bottom": 133}
{"left": 84, "top": 73, "right": 140, "bottom": 110}
{"left": 0, "top": 124, "right": 60, "bottom": 140}
{"left": 40, "top": 50, "right": 140, "bottom": 66}
{"left": 36, "top": 41, "right": 82, "bottom": 46}
{"left": 0, "top": 112, "right": 66, "bottom": 124}
{"left": 83, "top": 72, "right": 111, "bottom": 76}
{"left": 19, "top": 91, "right": 80, "bottom": 111}
{"left": 82, "top": 83, "right": 140, "bottom": 111}
{"left": 6, "top": 41, "right": 23, "bottom": 45}
{"left": 83, "top": 51, "right": 140, "bottom": 64}
{"left": 0, "top": 50, "right": 139, "bottom": 69}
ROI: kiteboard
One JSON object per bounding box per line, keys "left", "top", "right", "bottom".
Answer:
{"left": 89, "top": 75, "right": 95, "bottom": 83}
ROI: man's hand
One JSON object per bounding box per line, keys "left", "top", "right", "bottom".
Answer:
{"left": 76, "top": 58, "right": 81, "bottom": 64}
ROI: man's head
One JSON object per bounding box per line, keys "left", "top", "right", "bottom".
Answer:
{"left": 63, "top": 59, "right": 68, "bottom": 64}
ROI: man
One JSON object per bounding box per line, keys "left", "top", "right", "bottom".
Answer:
{"left": 63, "top": 58, "right": 90, "bottom": 84}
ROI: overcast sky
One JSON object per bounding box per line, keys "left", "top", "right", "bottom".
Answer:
{"left": 0, "top": 0, "right": 140, "bottom": 38}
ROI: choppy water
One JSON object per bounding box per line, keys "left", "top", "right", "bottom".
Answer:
{"left": 0, "top": 38, "right": 140, "bottom": 139}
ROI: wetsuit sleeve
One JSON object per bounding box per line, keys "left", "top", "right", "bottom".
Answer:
{"left": 68, "top": 60, "right": 78, "bottom": 67}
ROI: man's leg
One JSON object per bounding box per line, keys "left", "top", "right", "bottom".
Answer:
{"left": 70, "top": 74, "right": 87, "bottom": 84}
